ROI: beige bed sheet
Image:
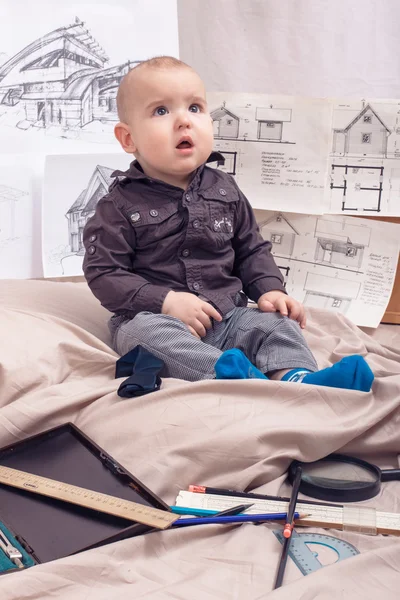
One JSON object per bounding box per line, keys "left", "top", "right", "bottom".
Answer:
{"left": 0, "top": 280, "right": 399, "bottom": 598}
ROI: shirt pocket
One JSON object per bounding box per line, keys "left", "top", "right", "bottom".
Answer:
{"left": 126, "top": 204, "right": 185, "bottom": 248}
{"left": 207, "top": 200, "right": 235, "bottom": 248}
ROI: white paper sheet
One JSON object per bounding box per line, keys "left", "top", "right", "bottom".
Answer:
{"left": 327, "top": 98, "right": 400, "bottom": 216}
{"left": 0, "top": 159, "right": 35, "bottom": 278}
{"left": 208, "top": 93, "right": 400, "bottom": 217}
{"left": 207, "top": 92, "right": 332, "bottom": 214}
{"left": 0, "top": 1, "right": 179, "bottom": 155}
{"left": 42, "top": 153, "right": 132, "bottom": 277}
{"left": 254, "top": 210, "right": 399, "bottom": 328}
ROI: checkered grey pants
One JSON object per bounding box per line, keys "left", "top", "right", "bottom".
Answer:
{"left": 109, "top": 308, "right": 318, "bottom": 382}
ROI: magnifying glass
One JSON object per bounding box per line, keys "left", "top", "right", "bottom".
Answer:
{"left": 288, "top": 454, "right": 400, "bottom": 502}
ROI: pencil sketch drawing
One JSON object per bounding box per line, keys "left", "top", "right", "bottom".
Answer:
{"left": 210, "top": 102, "right": 295, "bottom": 144}
{"left": 0, "top": 184, "right": 28, "bottom": 241}
{"left": 258, "top": 212, "right": 300, "bottom": 257}
{"left": 208, "top": 150, "right": 238, "bottom": 175}
{"left": 303, "top": 272, "right": 361, "bottom": 315}
{"left": 329, "top": 163, "right": 384, "bottom": 212}
{"left": 0, "top": 17, "right": 139, "bottom": 141}
{"left": 314, "top": 217, "right": 371, "bottom": 270}
{"left": 332, "top": 103, "right": 391, "bottom": 158}
{"left": 66, "top": 165, "right": 114, "bottom": 253}
{"left": 255, "top": 107, "right": 292, "bottom": 142}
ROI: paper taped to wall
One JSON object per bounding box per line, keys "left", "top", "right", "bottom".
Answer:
{"left": 208, "top": 93, "right": 400, "bottom": 217}
{"left": 254, "top": 210, "right": 399, "bottom": 328}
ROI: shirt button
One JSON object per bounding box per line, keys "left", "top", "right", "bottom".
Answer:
{"left": 193, "top": 220, "right": 200, "bottom": 229}
{"left": 150, "top": 209, "right": 159, "bottom": 217}
{"left": 219, "top": 188, "right": 227, "bottom": 196}
{"left": 89, "top": 235, "right": 97, "bottom": 242}
{"left": 192, "top": 282, "right": 200, "bottom": 290}
{"left": 185, "top": 193, "right": 191, "bottom": 202}
{"left": 88, "top": 245, "right": 96, "bottom": 255}
{"left": 130, "top": 212, "right": 141, "bottom": 222}
{"left": 181, "top": 249, "right": 190, "bottom": 257}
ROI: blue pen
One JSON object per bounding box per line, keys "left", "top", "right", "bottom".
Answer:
{"left": 171, "top": 511, "right": 301, "bottom": 528}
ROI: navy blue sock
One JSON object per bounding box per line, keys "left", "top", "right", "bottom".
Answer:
{"left": 281, "top": 355, "right": 374, "bottom": 392}
{"left": 215, "top": 349, "right": 268, "bottom": 380}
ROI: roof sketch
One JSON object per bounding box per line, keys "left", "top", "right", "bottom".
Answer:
{"left": 332, "top": 103, "right": 391, "bottom": 157}
{"left": 66, "top": 164, "right": 114, "bottom": 253}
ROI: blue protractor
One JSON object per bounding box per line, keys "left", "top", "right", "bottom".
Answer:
{"left": 273, "top": 530, "right": 359, "bottom": 576}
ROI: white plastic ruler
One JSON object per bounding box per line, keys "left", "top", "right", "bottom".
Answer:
{"left": 176, "top": 491, "right": 400, "bottom": 536}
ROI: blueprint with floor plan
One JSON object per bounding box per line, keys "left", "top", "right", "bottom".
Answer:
{"left": 253, "top": 210, "right": 400, "bottom": 327}
{"left": 208, "top": 93, "right": 400, "bottom": 216}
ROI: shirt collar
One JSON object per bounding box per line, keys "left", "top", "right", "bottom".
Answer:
{"left": 110, "top": 151, "right": 226, "bottom": 189}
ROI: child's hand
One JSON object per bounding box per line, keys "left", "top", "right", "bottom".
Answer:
{"left": 162, "top": 291, "right": 222, "bottom": 338}
{"left": 257, "top": 290, "right": 306, "bottom": 329}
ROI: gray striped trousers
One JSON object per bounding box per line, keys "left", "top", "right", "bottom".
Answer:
{"left": 109, "top": 308, "right": 318, "bottom": 382}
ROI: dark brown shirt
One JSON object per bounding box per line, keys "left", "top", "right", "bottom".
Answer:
{"left": 82, "top": 152, "right": 285, "bottom": 319}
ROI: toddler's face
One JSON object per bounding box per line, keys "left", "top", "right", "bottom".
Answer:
{"left": 122, "top": 68, "right": 214, "bottom": 188}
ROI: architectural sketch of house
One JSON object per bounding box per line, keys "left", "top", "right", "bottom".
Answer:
{"left": 258, "top": 212, "right": 299, "bottom": 256}
{"left": 211, "top": 104, "right": 240, "bottom": 138}
{"left": 0, "top": 17, "right": 138, "bottom": 136}
{"left": 329, "top": 163, "right": 384, "bottom": 212}
{"left": 314, "top": 218, "right": 371, "bottom": 270}
{"left": 303, "top": 272, "right": 361, "bottom": 314}
{"left": 0, "top": 184, "right": 28, "bottom": 240}
{"left": 332, "top": 103, "right": 391, "bottom": 157}
{"left": 66, "top": 165, "right": 114, "bottom": 252}
{"left": 210, "top": 101, "right": 295, "bottom": 145}
{"left": 255, "top": 107, "right": 292, "bottom": 142}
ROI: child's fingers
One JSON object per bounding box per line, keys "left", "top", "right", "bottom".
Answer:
{"left": 187, "top": 325, "right": 201, "bottom": 339}
{"left": 202, "top": 302, "right": 222, "bottom": 321}
{"left": 275, "top": 297, "right": 289, "bottom": 316}
{"left": 258, "top": 299, "right": 276, "bottom": 312}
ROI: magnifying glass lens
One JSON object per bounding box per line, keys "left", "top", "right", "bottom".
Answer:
{"left": 301, "top": 460, "right": 377, "bottom": 490}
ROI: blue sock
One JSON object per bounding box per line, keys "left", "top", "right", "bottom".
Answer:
{"left": 281, "top": 355, "right": 374, "bottom": 392}
{"left": 215, "top": 349, "right": 268, "bottom": 380}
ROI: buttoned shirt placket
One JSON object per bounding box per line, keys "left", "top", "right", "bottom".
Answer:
{"left": 180, "top": 185, "right": 205, "bottom": 296}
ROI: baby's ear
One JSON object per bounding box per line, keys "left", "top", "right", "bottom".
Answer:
{"left": 114, "top": 122, "right": 137, "bottom": 154}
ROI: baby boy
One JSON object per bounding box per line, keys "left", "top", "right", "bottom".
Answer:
{"left": 82, "top": 56, "right": 373, "bottom": 392}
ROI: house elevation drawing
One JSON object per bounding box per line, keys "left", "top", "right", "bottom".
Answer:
{"left": 314, "top": 217, "right": 371, "bottom": 271}
{"left": 210, "top": 102, "right": 295, "bottom": 144}
{"left": 329, "top": 163, "right": 384, "bottom": 212}
{"left": 0, "top": 17, "right": 139, "bottom": 141}
{"left": 258, "top": 212, "right": 300, "bottom": 257}
{"left": 332, "top": 103, "right": 391, "bottom": 158}
{"left": 255, "top": 107, "right": 292, "bottom": 142}
{"left": 303, "top": 272, "right": 361, "bottom": 315}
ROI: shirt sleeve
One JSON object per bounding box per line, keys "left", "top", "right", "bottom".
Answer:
{"left": 231, "top": 182, "right": 286, "bottom": 302}
{"left": 82, "top": 197, "right": 172, "bottom": 318}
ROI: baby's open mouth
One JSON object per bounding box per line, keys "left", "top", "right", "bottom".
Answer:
{"left": 176, "top": 140, "right": 193, "bottom": 149}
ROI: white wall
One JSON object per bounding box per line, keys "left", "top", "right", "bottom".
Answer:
{"left": 178, "top": 0, "right": 400, "bottom": 98}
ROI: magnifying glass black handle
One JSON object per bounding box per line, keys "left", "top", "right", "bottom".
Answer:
{"left": 380, "top": 468, "right": 400, "bottom": 482}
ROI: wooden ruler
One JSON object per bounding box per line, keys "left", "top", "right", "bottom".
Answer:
{"left": 176, "top": 491, "right": 400, "bottom": 536}
{"left": 0, "top": 466, "right": 179, "bottom": 530}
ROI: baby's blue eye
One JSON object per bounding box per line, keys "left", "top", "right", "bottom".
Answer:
{"left": 189, "top": 104, "right": 201, "bottom": 113}
{"left": 154, "top": 106, "right": 168, "bottom": 116}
